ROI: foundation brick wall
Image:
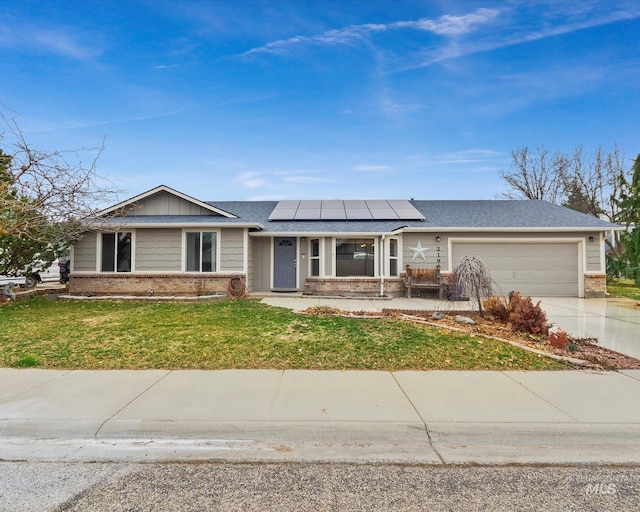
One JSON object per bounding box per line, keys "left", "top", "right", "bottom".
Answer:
{"left": 69, "top": 273, "right": 245, "bottom": 297}
{"left": 304, "top": 277, "right": 406, "bottom": 297}
{"left": 584, "top": 274, "right": 607, "bottom": 298}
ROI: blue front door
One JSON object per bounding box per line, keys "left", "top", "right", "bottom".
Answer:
{"left": 274, "top": 237, "right": 297, "bottom": 289}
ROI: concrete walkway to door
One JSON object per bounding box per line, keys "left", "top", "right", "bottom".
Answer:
{"left": 260, "top": 295, "right": 640, "bottom": 360}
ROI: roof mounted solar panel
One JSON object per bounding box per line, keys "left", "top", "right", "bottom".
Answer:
{"left": 321, "top": 208, "right": 347, "bottom": 220}
{"left": 268, "top": 199, "right": 424, "bottom": 221}
{"left": 346, "top": 209, "right": 373, "bottom": 220}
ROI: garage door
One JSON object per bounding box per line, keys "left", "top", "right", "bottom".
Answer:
{"left": 451, "top": 242, "right": 579, "bottom": 297}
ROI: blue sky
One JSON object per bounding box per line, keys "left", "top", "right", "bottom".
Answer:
{"left": 1, "top": 0, "right": 639, "bottom": 202}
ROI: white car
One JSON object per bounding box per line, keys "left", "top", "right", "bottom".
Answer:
{"left": 0, "top": 260, "right": 62, "bottom": 288}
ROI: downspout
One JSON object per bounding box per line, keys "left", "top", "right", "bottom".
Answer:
{"left": 380, "top": 234, "right": 385, "bottom": 297}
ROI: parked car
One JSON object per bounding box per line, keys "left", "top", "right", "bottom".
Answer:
{"left": 0, "top": 259, "right": 63, "bottom": 288}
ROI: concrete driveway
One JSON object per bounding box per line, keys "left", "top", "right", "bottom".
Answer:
{"left": 537, "top": 297, "right": 640, "bottom": 359}
{"left": 261, "top": 295, "right": 640, "bottom": 360}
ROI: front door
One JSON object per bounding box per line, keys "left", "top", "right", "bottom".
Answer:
{"left": 273, "top": 237, "right": 297, "bottom": 289}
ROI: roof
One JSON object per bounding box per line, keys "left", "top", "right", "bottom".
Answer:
{"left": 91, "top": 188, "right": 622, "bottom": 234}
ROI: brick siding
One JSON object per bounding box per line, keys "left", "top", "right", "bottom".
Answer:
{"left": 584, "top": 274, "right": 606, "bottom": 298}
{"left": 69, "top": 273, "right": 245, "bottom": 297}
{"left": 304, "top": 277, "right": 406, "bottom": 297}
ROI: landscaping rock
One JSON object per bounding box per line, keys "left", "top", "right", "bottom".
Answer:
{"left": 431, "top": 312, "right": 445, "bottom": 320}
{"left": 455, "top": 315, "right": 476, "bottom": 325}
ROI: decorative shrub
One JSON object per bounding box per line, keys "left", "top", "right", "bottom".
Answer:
{"left": 508, "top": 292, "right": 550, "bottom": 335}
{"left": 482, "top": 296, "right": 510, "bottom": 323}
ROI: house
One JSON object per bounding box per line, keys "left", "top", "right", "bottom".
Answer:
{"left": 69, "top": 185, "right": 622, "bottom": 298}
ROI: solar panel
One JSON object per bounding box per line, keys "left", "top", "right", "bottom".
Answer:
{"left": 346, "top": 208, "right": 373, "bottom": 220}
{"left": 321, "top": 208, "right": 347, "bottom": 220}
{"left": 268, "top": 199, "right": 424, "bottom": 221}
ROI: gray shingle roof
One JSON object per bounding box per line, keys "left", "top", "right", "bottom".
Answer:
{"left": 97, "top": 199, "right": 619, "bottom": 233}
{"left": 209, "top": 199, "right": 619, "bottom": 232}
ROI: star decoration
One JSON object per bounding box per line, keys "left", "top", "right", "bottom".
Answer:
{"left": 409, "top": 240, "right": 428, "bottom": 261}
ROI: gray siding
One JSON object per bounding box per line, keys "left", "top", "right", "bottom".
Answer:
{"left": 323, "top": 237, "right": 332, "bottom": 276}
{"left": 402, "top": 233, "right": 444, "bottom": 270}
{"left": 247, "top": 233, "right": 255, "bottom": 290}
{"left": 73, "top": 233, "right": 97, "bottom": 271}
{"left": 220, "top": 228, "right": 244, "bottom": 272}
{"left": 299, "top": 238, "right": 309, "bottom": 284}
{"left": 135, "top": 229, "right": 182, "bottom": 271}
{"left": 251, "top": 237, "right": 271, "bottom": 290}
{"left": 585, "top": 232, "right": 602, "bottom": 272}
{"left": 126, "top": 191, "right": 218, "bottom": 216}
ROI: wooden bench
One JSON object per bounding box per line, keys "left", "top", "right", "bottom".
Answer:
{"left": 404, "top": 264, "right": 443, "bottom": 298}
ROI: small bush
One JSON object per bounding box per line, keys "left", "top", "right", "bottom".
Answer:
{"left": 483, "top": 296, "right": 510, "bottom": 323}
{"left": 13, "top": 354, "right": 41, "bottom": 368}
{"left": 508, "top": 292, "right": 550, "bottom": 335}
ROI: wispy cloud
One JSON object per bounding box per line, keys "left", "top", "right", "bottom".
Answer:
{"left": 393, "top": 8, "right": 500, "bottom": 36}
{"left": 0, "top": 24, "right": 102, "bottom": 60}
{"left": 241, "top": 8, "right": 499, "bottom": 57}
{"left": 243, "top": 178, "right": 267, "bottom": 188}
{"left": 240, "top": 3, "right": 640, "bottom": 75}
{"left": 402, "top": 3, "right": 640, "bottom": 70}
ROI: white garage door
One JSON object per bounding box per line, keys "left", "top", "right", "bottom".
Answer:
{"left": 451, "top": 242, "right": 579, "bottom": 297}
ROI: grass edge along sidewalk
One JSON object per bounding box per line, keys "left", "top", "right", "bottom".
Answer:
{"left": 0, "top": 297, "right": 570, "bottom": 371}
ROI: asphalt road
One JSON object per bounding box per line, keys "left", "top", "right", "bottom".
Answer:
{"left": 2, "top": 462, "right": 639, "bottom": 512}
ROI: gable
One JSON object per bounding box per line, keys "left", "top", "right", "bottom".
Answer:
{"left": 97, "top": 185, "right": 237, "bottom": 219}
{"left": 125, "top": 190, "right": 221, "bottom": 216}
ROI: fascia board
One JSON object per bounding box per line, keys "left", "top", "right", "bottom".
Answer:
{"left": 394, "top": 226, "right": 624, "bottom": 233}
{"left": 91, "top": 221, "right": 263, "bottom": 229}
{"left": 248, "top": 231, "right": 390, "bottom": 237}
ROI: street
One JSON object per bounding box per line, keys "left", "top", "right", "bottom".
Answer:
{"left": 1, "top": 462, "right": 639, "bottom": 511}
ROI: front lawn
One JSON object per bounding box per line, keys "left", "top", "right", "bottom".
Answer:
{"left": 607, "top": 278, "right": 640, "bottom": 301}
{"left": 0, "top": 298, "right": 568, "bottom": 370}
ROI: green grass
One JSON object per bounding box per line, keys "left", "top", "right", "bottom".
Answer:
{"left": 607, "top": 278, "right": 640, "bottom": 301}
{"left": 0, "top": 298, "right": 568, "bottom": 370}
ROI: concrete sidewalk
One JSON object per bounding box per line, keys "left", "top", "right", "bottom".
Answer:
{"left": 2, "top": 369, "right": 640, "bottom": 465}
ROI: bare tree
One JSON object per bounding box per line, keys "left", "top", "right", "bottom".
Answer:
{"left": 0, "top": 108, "right": 119, "bottom": 277}
{"left": 499, "top": 146, "right": 569, "bottom": 204}
{"left": 452, "top": 256, "right": 493, "bottom": 317}
{"left": 0, "top": 110, "right": 118, "bottom": 246}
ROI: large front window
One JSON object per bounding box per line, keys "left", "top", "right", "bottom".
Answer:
{"left": 186, "top": 231, "right": 217, "bottom": 272}
{"left": 336, "top": 238, "right": 374, "bottom": 277}
{"left": 101, "top": 232, "right": 132, "bottom": 272}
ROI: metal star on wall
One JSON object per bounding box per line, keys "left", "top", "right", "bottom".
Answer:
{"left": 409, "top": 240, "right": 428, "bottom": 261}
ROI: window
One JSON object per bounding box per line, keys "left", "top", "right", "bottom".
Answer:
{"left": 336, "top": 238, "right": 374, "bottom": 277}
{"left": 101, "top": 232, "right": 132, "bottom": 272}
{"left": 310, "top": 239, "right": 320, "bottom": 276}
{"left": 389, "top": 238, "right": 399, "bottom": 277}
{"left": 186, "top": 231, "right": 217, "bottom": 272}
